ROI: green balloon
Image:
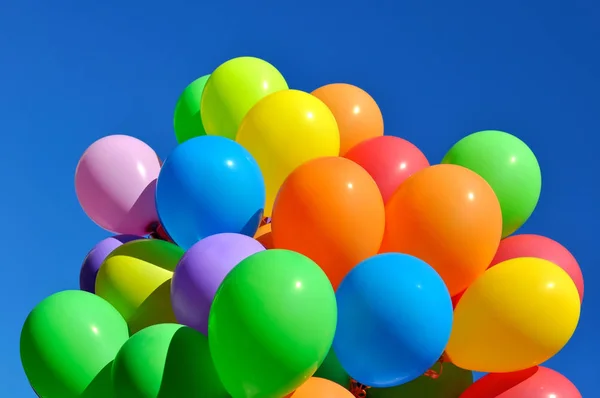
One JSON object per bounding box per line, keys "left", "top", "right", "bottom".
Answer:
{"left": 314, "top": 348, "right": 351, "bottom": 389}
{"left": 173, "top": 75, "right": 210, "bottom": 143}
{"left": 208, "top": 249, "right": 337, "bottom": 398}
{"left": 367, "top": 363, "right": 473, "bottom": 398}
{"left": 112, "top": 324, "right": 228, "bottom": 398}
{"left": 442, "top": 130, "right": 541, "bottom": 237}
{"left": 20, "top": 290, "right": 129, "bottom": 398}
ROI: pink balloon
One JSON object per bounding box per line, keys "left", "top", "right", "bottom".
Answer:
{"left": 489, "top": 234, "right": 584, "bottom": 302}
{"left": 460, "top": 366, "right": 581, "bottom": 398}
{"left": 75, "top": 135, "right": 161, "bottom": 235}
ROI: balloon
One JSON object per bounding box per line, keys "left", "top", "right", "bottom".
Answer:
{"left": 20, "top": 290, "right": 129, "bottom": 398}
{"left": 380, "top": 164, "right": 502, "bottom": 296}
{"left": 95, "top": 239, "right": 184, "bottom": 334}
{"left": 173, "top": 75, "right": 210, "bottom": 143}
{"left": 314, "top": 348, "right": 351, "bottom": 389}
{"left": 344, "top": 136, "right": 429, "bottom": 203}
{"left": 311, "top": 83, "right": 384, "bottom": 155}
{"left": 334, "top": 253, "right": 453, "bottom": 388}
{"left": 75, "top": 134, "right": 162, "bottom": 235}
{"left": 367, "top": 362, "right": 473, "bottom": 398}
{"left": 171, "top": 233, "right": 265, "bottom": 334}
{"left": 79, "top": 235, "right": 142, "bottom": 293}
{"left": 236, "top": 89, "right": 340, "bottom": 215}
{"left": 209, "top": 249, "right": 337, "bottom": 398}
{"left": 489, "top": 234, "right": 584, "bottom": 302}
{"left": 156, "top": 135, "right": 265, "bottom": 250}
{"left": 441, "top": 130, "right": 541, "bottom": 237}
{"left": 446, "top": 258, "right": 580, "bottom": 372}
{"left": 290, "top": 378, "right": 355, "bottom": 398}
{"left": 254, "top": 223, "right": 273, "bottom": 249}
{"left": 460, "top": 366, "right": 581, "bottom": 398}
{"left": 200, "top": 56, "right": 288, "bottom": 139}
{"left": 272, "top": 157, "right": 385, "bottom": 289}
{"left": 112, "top": 323, "right": 228, "bottom": 398}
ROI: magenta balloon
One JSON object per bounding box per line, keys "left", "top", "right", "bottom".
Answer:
{"left": 171, "top": 233, "right": 265, "bottom": 334}
{"left": 75, "top": 135, "right": 161, "bottom": 235}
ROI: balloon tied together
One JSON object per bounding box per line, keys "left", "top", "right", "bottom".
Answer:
{"left": 350, "top": 380, "right": 370, "bottom": 398}
{"left": 423, "top": 354, "right": 447, "bottom": 379}
{"left": 148, "top": 222, "right": 173, "bottom": 243}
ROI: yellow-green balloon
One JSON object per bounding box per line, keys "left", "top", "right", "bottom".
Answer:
{"left": 20, "top": 290, "right": 129, "bottom": 398}
{"left": 200, "top": 56, "right": 288, "bottom": 140}
{"left": 173, "top": 75, "right": 210, "bottom": 144}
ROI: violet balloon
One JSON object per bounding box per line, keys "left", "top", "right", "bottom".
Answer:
{"left": 79, "top": 235, "right": 143, "bottom": 293}
{"left": 171, "top": 233, "right": 265, "bottom": 334}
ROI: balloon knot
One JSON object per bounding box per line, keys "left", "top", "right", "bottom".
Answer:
{"left": 148, "top": 222, "right": 173, "bottom": 243}
{"left": 423, "top": 354, "right": 447, "bottom": 379}
{"left": 260, "top": 217, "right": 271, "bottom": 227}
{"left": 350, "top": 380, "right": 370, "bottom": 398}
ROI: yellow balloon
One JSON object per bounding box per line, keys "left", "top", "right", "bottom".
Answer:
{"left": 95, "top": 239, "right": 184, "bottom": 333}
{"left": 236, "top": 89, "right": 340, "bottom": 215}
{"left": 446, "top": 257, "right": 580, "bottom": 372}
{"left": 200, "top": 57, "right": 288, "bottom": 140}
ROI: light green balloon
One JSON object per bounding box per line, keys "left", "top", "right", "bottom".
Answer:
{"left": 200, "top": 56, "right": 288, "bottom": 140}
{"left": 442, "top": 130, "right": 541, "bottom": 237}
{"left": 173, "top": 75, "right": 210, "bottom": 144}
{"left": 208, "top": 249, "right": 337, "bottom": 398}
{"left": 20, "top": 290, "right": 129, "bottom": 398}
{"left": 112, "top": 324, "right": 228, "bottom": 398}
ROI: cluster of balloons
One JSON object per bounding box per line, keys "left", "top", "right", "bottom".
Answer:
{"left": 20, "top": 56, "right": 584, "bottom": 398}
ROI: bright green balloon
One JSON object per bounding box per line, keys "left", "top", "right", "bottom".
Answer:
{"left": 442, "top": 130, "right": 541, "bottom": 237}
{"left": 20, "top": 290, "right": 129, "bottom": 398}
{"left": 367, "top": 362, "right": 473, "bottom": 398}
{"left": 112, "top": 324, "right": 228, "bottom": 398}
{"left": 208, "top": 249, "right": 337, "bottom": 398}
{"left": 200, "top": 56, "right": 288, "bottom": 140}
{"left": 173, "top": 75, "right": 210, "bottom": 144}
{"left": 314, "top": 348, "right": 351, "bottom": 389}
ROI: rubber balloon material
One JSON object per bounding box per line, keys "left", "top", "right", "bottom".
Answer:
{"left": 312, "top": 83, "right": 384, "bottom": 155}
{"left": 344, "top": 136, "right": 429, "bottom": 203}
{"left": 201, "top": 56, "right": 288, "bottom": 139}
{"left": 334, "top": 253, "right": 453, "bottom": 388}
{"left": 442, "top": 130, "right": 541, "bottom": 237}
{"left": 171, "top": 233, "right": 265, "bottom": 334}
{"left": 446, "top": 258, "right": 580, "bottom": 372}
{"left": 20, "top": 290, "right": 129, "bottom": 398}
{"left": 208, "top": 249, "right": 337, "bottom": 398}
{"left": 156, "top": 135, "right": 266, "bottom": 250}
{"left": 174, "top": 75, "right": 210, "bottom": 143}
{"left": 290, "top": 377, "right": 355, "bottom": 398}
{"left": 112, "top": 324, "right": 228, "bottom": 398}
{"left": 314, "top": 348, "right": 351, "bottom": 389}
{"left": 75, "top": 134, "right": 161, "bottom": 235}
{"left": 236, "top": 89, "right": 340, "bottom": 215}
{"left": 254, "top": 223, "right": 273, "bottom": 249}
{"left": 271, "top": 156, "right": 385, "bottom": 289}
{"left": 380, "top": 164, "right": 502, "bottom": 296}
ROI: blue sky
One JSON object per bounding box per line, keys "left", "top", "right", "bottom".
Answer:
{"left": 2, "top": 0, "right": 598, "bottom": 396}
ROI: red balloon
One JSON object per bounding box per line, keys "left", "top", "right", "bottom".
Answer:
{"left": 460, "top": 366, "right": 581, "bottom": 398}
{"left": 451, "top": 291, "right": 464, "bottom": 309}
{"left": 344, "top": 136, "right": 429, "bottom": 203}
{"left": 489, "top": 234, "right": 584, "bottom": 302}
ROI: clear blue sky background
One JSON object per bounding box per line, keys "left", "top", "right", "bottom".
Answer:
{"left": 2, "top": 0, "right": 598, "bottom": 396}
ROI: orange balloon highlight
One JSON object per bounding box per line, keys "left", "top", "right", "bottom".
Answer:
{"left": 312, "top": 83, "right": 384, "bottom": 155}
{"left": 380, "top": 164, "right": 502, "bottom": 296}
{"left": 254, "top": 223, "right": 273, "bottom": 249}
{"left": 272, "top": 157, "right": 385, "bottom": 289}
{"left": 289, "top": 377, "right": 354, "bottom": 398}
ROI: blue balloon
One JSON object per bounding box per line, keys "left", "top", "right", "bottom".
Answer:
{"left": 333, "top": 253, "right": 453, "bottom": 388}
{"left": 156, "top": 136, "right": 265, "bottom": 250}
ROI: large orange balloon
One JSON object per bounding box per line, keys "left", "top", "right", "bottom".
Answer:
{"left": 272, "top": 157, "right": 385, "bottom": 289}
{"left": 290, "top": 377, "right": 354, "bottom": 398}
{"left": 312, "top": 83, "right": 384, "bottom": 155}
{"left": 380, "top": 164, "right": 502, "bottom": 296}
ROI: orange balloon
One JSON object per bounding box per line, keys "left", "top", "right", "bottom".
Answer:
{"left": 312, "top": 83, "right": 384, "bottom": 155}
{"left": 380, "top": 164, "right": 502, "bottom": 296}
{"left": 272, "top": 157, "right": 385, "bottom": 289}
{"left": 254, "top": 223, "right": 273, "bottom": 249}
{"left": 290, "top": 377, "right": 354, "bottom": 398}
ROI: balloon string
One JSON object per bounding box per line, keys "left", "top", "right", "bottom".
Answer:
{"left": 350, "top": 380, "right": 369, "bottom": 398}
{"left": 424, "top": 354, "right": 447, "bottom": 379}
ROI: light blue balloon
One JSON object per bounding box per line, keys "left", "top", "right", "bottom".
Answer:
{"left": 156, "top": 136, "right": 265, "bottom": 250}
{"left": 333, "top": 253, "right": 453, "bottom": 388}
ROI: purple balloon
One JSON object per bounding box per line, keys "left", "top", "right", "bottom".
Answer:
{"left": 79, "top": 235, "right": 143, "bottom": 293}
{"left": 171, "top": 233, "right": 265, "bottom": 334}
